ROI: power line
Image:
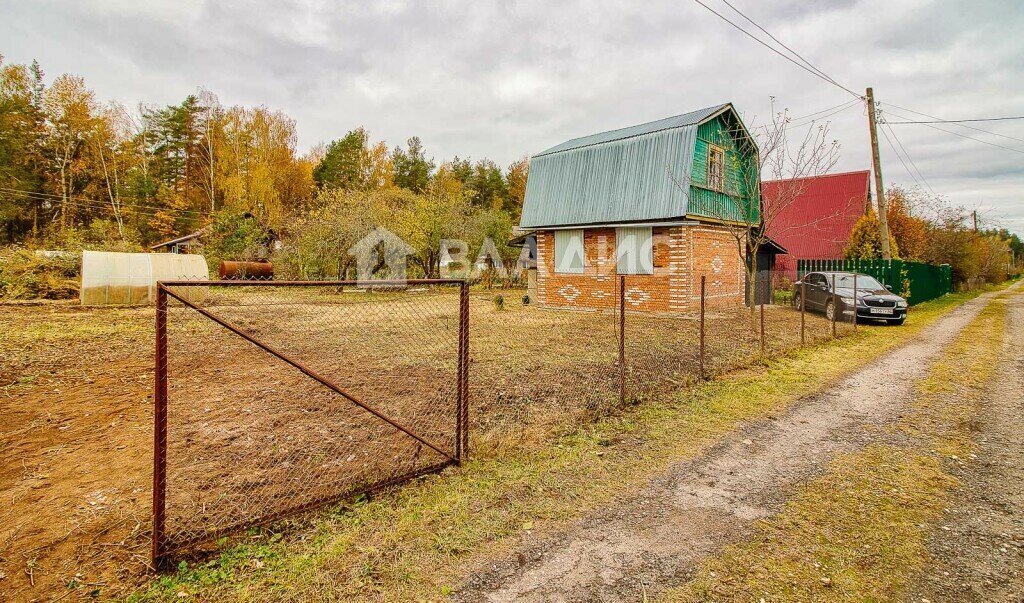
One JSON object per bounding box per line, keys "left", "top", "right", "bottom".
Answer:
{"left": 879, "top": 108, "right": 1024, "bottom": 155}
{"left": 719, "top": 0, "right": 856, "bottom": 97}
{"left": 789, "top": 98, "right": 862, "bottom": 123}
{"left": 878, "top": 121, "right": 938, "bottom": 196}
{"left": 879, "top": 102, "right": 1024, "bottom": 145}
{"left": 886, "top": 116, "right": 1024, "bottom": 124}
{"left": 0, "top": 187, "right": 205, "bottom": 216}
{"left": 691, "top": 0, "right": 863, "bottom": 100}
{"left": 787, "top": 99, "right": 862, "bottom": 130}
{"left": 883, "top": 121, "right": 937, "bottom": 196}
{"left": 0, "top": 190, "right": 202, "bottom": 220}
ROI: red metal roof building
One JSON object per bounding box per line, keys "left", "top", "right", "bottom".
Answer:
{"left": 762, "top": 170, "right": 871, "bottom": 279}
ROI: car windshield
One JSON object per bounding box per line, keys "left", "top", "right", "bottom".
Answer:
{"left": 834, "top": 274, "right": 884, "bottom": 290}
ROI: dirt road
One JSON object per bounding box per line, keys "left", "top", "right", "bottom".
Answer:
{"left": 456, "top": 287, "right": 1018, "bottom": 602}
{"left": 907, "top": 291, "right": 1024, "bottom": 601}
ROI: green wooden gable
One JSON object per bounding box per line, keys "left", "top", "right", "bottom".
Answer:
{"left": 520, "top": 103, "right": 759, "bottom": 229}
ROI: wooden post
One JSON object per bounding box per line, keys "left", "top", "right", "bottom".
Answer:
{"left": 831, "top": 273, "right": 838, "bottom": 338}
{"left": 759, "top": 301, "right": 765, "bottom": 355}
{"left": 866, "top": 87, "right": 892, "bottom": 259}
{"left": 800, "top": 280, "right": 806, "bottom": 346}
{"left": 699, "top": 275, "right": 706, "bottom": 379}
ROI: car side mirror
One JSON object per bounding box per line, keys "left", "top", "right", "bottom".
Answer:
{"left": 885, "top": 284, "right": 893, "bottom": 291}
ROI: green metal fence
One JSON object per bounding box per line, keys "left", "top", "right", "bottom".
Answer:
{"left": 796, "top": 258, "right": 952, "bottom": 305}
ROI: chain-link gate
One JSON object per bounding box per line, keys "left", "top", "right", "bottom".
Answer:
{"left": 152, "top": 279, "right": 468, "bottom": 566}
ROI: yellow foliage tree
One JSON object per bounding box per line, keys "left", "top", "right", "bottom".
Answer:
{"left": 845, "top": 209, "right": 900, "bottom": 260}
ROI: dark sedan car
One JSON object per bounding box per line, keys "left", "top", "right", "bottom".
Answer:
{"left": 793, "top": 271, "right": 908, "bottom": 325}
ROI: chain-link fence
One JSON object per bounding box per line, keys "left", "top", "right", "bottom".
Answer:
{"left": 152, "top": 269, "right": 869, "bottom": 564}
{"left": 153, "top": 279, "right": 467, "bottom": 565}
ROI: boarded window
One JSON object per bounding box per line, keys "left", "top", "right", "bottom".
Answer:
{"left": 707, "top": 145, "right": 725, "bottom": 191}
{"left": 554, "top": 229, "right": 584, "bottom": 274}
{"left": 616, "top": 227, "right": 653, "bottom": 275}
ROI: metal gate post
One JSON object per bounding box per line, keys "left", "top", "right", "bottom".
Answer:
{"left": 152, "top": 284, "right": 168, "bottom": 568}
{"left": 618, "top": 275, "right": 626, "bottom": 405}
{"left": 699, "top": 275, "right": 706, "bottom": 379}
{"left": 831, "top": 274, "right": 838, "bottom": 338}
{"left": 456, "top": 281, "right": 469, "bottom": 463}
{"left": 800, "top": 280, "right": 806, "bottom": 346}
{"left": 853, "top": 271, "right": 858, "bottom": 331}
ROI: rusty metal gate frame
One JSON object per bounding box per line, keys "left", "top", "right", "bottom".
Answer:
{"left": 152, "top": 279, "right": 469, "bottom": 567}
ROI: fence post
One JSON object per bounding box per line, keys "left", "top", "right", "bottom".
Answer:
{"left": 831, "top": 273, "right": 838, "bottom": 338}
{"left": 853, "top": 270, "right": 858, "bottom": 331}
{"left": 456, "top": 281, "right": 469, "bottom": 463}
{"left": 618, "top": 275, "right": 626, "bottom": 405}
{"left": 759, "top": 299, "right": 765, "bottom": 355}
{"left": 699, "top": 275, "right": 706, "bottom": 379}
{"left": 152, "top": 284, "right": 168, "bottom": 568}
{"left": 800, "top": 280, "right": 806, "bottom": 346}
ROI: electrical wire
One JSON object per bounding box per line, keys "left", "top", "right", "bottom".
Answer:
{"left": 691, "top": 0, "right": 863, "bottom": 100}
{"left": 788, "top": 98, "right": 862, "bottom": 123}
{"left": 879, "top": 102, "right": 1024, "bottom": 145}
{"left": 878, "top": 122, "right": 931, "bottom": 194}
{"left": 786, "top": 98, "right": 862, "bottom": 130}
{"left": 719, "top": 0, "right": 855, "bottom": 96}
{"left": 879, "top": 108, "right": 1024, "bottom": 155}
{"left": 885, "top": 116, "right": 1024, "bottom": 124}
{"left": 0, "top": 190, "right": 200, "bottom": 219}
{"left": 0, "top": 187, "right": 205, "bottom": 217}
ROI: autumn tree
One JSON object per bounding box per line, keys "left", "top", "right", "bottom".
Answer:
{"left": 845, "top": 209, "right": 900, "bottom": 260}
{"left": 505, "top": 157, "right": 529, "bottom": 220}
{"left": 0, "top": 54, "right": 46, "bottom": 241}
{"left": 884, "top": 187, "right": 928, "bottom": 260}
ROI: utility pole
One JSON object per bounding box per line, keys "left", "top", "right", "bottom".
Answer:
{"left": 866, "top": 87, "right": 892, "bottom": 259}
{"left": 972, "top": 210, "right": 978, "bottom": 232}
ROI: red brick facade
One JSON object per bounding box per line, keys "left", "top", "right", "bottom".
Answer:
{"left": 535, "top": 223, "right": 746, "bottom": 313}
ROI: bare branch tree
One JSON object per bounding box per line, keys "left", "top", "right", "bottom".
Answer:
{"left": 714, "top": 98, "right": 843, "bottom": 313}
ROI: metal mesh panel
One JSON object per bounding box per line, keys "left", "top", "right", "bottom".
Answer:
{"left": 153, "top": 280, "right": 466, "bottom": 563}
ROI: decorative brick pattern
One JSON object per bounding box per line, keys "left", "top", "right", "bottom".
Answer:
{"left": 535, "top": 223, "right": 746, "bottom": 313}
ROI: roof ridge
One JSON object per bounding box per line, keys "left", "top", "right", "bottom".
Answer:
{"left": 534, "top": 103, "right": 731, "bottom": 157}
{"left": 763, "top": 170, "right": 870, "bottom": 184}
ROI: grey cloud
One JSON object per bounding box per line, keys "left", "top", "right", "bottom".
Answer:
{"left": 1, "top": 0, "right": 1021, "bottom": 233}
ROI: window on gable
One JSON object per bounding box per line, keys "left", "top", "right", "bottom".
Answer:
{"left": 553, "top": 229, "right": 584, "bottom": 274}
{"left": 616, "top": 226, "right": 653, "bottom": 275}
{"left": 707, "top": 144, "right": 726, "bottom": 192}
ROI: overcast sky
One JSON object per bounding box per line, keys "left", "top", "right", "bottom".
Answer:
{"left": 2, "top": 0, "right": 1021, "bottom": 234}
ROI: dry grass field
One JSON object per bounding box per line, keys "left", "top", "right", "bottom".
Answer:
{"left": 0, "top": 285, "right": 843, "bottom": 601}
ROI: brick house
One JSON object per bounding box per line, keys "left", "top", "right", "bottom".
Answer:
{"left": 519, "top": 103, "right": 760, "bottom": 313}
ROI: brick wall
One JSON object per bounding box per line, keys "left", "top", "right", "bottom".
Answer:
{"left": 536, "top": 223, "right": 746, "bottom": 313}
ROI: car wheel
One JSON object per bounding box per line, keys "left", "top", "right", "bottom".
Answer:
{"left": 825, "top": 299, "right": 835, "bottom": 321}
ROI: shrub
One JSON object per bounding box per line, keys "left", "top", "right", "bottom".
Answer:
{"left": 0, "top": 246, "right": 80, "bottom": 300}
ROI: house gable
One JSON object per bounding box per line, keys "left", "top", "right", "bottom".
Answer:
{"left": 521, "top": 103, "right": 762, "bottom": 230}
{"left": 687, "top": 111, "right": 759, "bottom": 225}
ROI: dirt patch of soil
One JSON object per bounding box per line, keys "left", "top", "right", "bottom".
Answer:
{"left": 0, "top": 287, "right": 843, "bottom": 602}
{"left": 453, "top": 289, "right": 1005, "bottom": 602}
{"left": 905, "top": 293, "right": 1024, "bottom": 602}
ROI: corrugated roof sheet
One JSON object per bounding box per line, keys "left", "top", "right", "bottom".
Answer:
{"left": 520, "top": 103, "right": 732, "bottom": 229}
{"left": 762, "top": 170, "right": 871, "bottom": 277}
{"left": 535, "top": 104, "right": 730, "bottom": 156}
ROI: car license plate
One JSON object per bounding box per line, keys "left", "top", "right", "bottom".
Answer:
{"left": 869, "top": 307, "right": 894, "bottom": 315}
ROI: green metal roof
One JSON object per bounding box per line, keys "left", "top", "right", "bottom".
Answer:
{"left": 520, "top": 103, "right": 733, "bottom": 229}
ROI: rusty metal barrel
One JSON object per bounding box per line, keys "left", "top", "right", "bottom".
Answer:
{"left": 218, "top": 260, "right": 273, "bottom": 280}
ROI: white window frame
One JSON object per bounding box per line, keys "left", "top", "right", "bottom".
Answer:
{"left": 553, "top": 229, "right": 585, "bottom": 274}
{"left": 616, "top": 226, "right": 653, "bottom": 275}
